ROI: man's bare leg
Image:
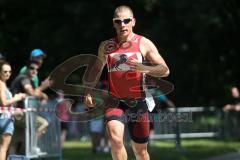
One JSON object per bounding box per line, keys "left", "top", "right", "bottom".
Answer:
{"left": 132, "top": 141, "right": 150, "bottom": 160}
{"left": 106, "top": 120, "right": 127, "bottom": 160}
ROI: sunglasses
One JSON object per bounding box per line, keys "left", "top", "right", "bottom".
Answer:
{"left": 113, "top": 18, "right": 132, "bottom": 25}
{"left": 29, "top": 66, "right": 38, "bottom": 71}
{"left": 2, "top": 70, "right": 12, "bottom": 74}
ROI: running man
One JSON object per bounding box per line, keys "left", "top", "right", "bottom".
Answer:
{"left": 84, "top": 5, "right": 170, "bottom": 160}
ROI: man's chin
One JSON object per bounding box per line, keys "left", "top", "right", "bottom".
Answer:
{"left": 119, "top": 33, "right": 130, "bottom": 39}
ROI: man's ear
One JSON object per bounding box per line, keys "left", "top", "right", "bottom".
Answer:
{"left": 132, "top": 18, "right": 136, "bottom": 27}
{"left": 113, "top": 22, "right": 117, "bottom": 30}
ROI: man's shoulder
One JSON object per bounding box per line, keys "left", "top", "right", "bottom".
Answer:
{"left": 139, "top": 36, "right": 156, "bottom": 49}
{"left": 17, "top": 73, "right": 28, "bottom": 78}
{"left": 134, "top": 33, "right": 144, "bottom": 38}
{"left": 139, "top": 35, "right": 150, "bottom": 43}
{"left": 97, "top": 40, "right": 109, "bottom": 55}
{"left": 101, "top": 38, "right": 116, "bottom": 46}
{"left": 103, "top": 36, "right": 118, "bottom": 45}
{"left": 11, "top": 74, "right": 30, "bottom": 91}
{"left": 100, "top": 38, "right": 118, "bottom": 55}
{"left": 19, "top": 66, "right": 27, "bottom": 74}
{"left": 14, "top": 74, "right": 29, "bottom": 82}
{"left": 100, "top": 40, "right": 109, "bottom": 46}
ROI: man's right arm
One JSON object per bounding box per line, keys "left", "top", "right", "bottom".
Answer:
{"left": 83, "top": 41, "right": 107, "bottom": 90}
{"left": 83, "top": 41, "right": 107, "bottom": 107}
{"left": 21, "top": 78, "right": 44, "bottom": 98}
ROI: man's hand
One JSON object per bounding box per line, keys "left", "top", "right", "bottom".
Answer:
{"left": 41, "top": 93, "right": 48, "bottom": 105}
{"left": 40, "top": 92, "right": 48, "bottom": 101}
{"left": 129, "top": 59, "right": 150, "bottom": 73}
{"left": 13, "top": 93, "right": 27, "bottom": 102}
{"left": 129, "top": 59, "right": 169, "bottom": 77}
{"left": 40, "top": 77, "right": 52, "bottom": 91}
{"left": 84, "top": 93, "right": 96, "bottom": 108}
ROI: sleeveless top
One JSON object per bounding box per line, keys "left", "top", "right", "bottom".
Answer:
{"left": 105, "top": 34, "right": 146, "bottom": 99}
{"left": 0, "top": 87, "right": 13, "bottom": 119}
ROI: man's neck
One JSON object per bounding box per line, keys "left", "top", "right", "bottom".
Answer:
{"left": 118, "top": 33, "right": 135, "bottom": 44}
{"left": 26, "top": 73, "right": 32, "bottom": 79}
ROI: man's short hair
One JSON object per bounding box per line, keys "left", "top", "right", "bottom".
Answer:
{"left": 113, "top": 5, "right": 134, "bottom": 18}
{"left": 27, "top": 60, "right": 40, "bottom": 68}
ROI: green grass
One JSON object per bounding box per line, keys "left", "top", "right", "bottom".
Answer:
{"left": 62, "top": 139, "right": 240, "bottom": 160}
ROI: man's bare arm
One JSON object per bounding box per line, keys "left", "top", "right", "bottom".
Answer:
{"left": 139, "top": 37, "right": 170, "bottom": 77}
{"left": 83, "top": 41, "right": 107, "bottom": 108}
{"left": 24, "top": 84, "right": 43, "bottom": 97}
{"left": 83, "top": 41, "right": 107, "bottom": 90}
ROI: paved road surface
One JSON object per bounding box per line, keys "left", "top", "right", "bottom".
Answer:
{"left": 206, "top": 152, "right": 240, "bottom": 160}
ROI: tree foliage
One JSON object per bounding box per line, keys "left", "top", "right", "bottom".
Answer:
{"left": 0, "top": 0, "right": 239, "bottom": 106}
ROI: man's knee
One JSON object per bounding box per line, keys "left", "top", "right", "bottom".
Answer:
{"left": 107, "top": 127, "right": 124, "bottom": 149}
{"left": 132, "top": 143, "right": 148, "bottom": 156}
{"left": 42, "top": 118, "right": 49, "bottom": 128}
{"left": 134, "top": 148, "right": 148, "bottom": 156}
{"left": 106, "top": 121, "right": 124, "bottom": 149}
{"left": 109, "top": 134, "right": 124, "bottom": 149}
{"left": 37, "top": 116, "right": 49, "bottom": 127}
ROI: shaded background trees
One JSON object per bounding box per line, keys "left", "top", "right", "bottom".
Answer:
{"left": 0, "top": 0, "right": 239, "bottom": 106}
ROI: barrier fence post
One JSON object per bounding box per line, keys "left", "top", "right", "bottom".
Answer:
{"left": 8, "top": 96, "right": 62, "bottom": 160}
{"left": 175, "top": 107, "right": 181, "bottom": 150}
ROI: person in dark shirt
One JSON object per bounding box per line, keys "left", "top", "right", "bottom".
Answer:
{"left": 11, "top": 60, "right": 49, "bottom": 108}
{"left": 10, "top": 60, "right": 50, "bottom": 154}
{"left": 223, "top": 86, "right": 240, "bottom": 111}
{"left": 19, "top": 48, "right": 47, "bottom": 88}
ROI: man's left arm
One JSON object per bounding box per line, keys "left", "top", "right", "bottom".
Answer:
{"left": 142, "top": 37, "right": 169, "bottom": 77}
{"left": 130, "top": 37, "right": 170, "bottom": 77}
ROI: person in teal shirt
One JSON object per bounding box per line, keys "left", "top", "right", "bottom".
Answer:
{"left": 19, "top": 49, "right": 46, "bottom": 88}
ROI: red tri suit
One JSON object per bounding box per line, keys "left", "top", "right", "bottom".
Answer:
{"left": 104, "top": 34, "right": 150, "bottom": 144}
{"left": 105, "top": 34, "right": 146, "bottom": 99}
